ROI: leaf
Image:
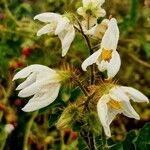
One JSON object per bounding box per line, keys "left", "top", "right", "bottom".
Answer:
{"left": 77, "top": 135, "right": 88, "bottom": 150}
{"left": 143, "top": 43, "right": 150, "bottom": 58}
{"left": 122, "top": 130, "right": 137, "bottom": 150}
{"left": 69, "top": 87, "right": 81, "bottom": 102}
{"left": 135, "top": 122, "right": 150, "bottom": 150}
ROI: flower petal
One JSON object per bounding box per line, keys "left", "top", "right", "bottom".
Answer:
{"left": 101, "top": 18, "right": 119, "bottom": 50}
{"left": 121, "top": 86, "right": 149, "bottom": 103}
{"left": 34, "top": 12, "right": 61, "bottom": 23}
{"left": 109, "top": 86, "right": 129, "bottom": 102}
{"left": 83, "top": 0, "right": 90, "bottom": 6}
{"left": 18, "top": 78, "right": 50, "bottom": 97}
{"left": 95, "top": 8, "right": 106, "bottom": 17}
{"left": 77, "top": 7, "right": 85, "bottom": 16}
{"left": 18, "top": 73, "right": 61, "bottom": 98}
{"left": 97, "top": 95, "right": 111, "bottom": 136}
{"left": 37, "top": 24, "right": 55, "bottom": 36}
{"left": 22, "top": 83, "right": 61, "bottom": 112}
{"left": 82, "top": 49, "right": 101, "bottom": 71}
{"left": 13, "top": 64, "right": 54, "bottom": 80}
{"left": 121, "top": 101, "right": 140, "bottom": 120}
{"left": 55, "top": 17, "right": 70, "bottom": 35}
{"left": 107, "top": 106, "right": 120, "bottom": 125}
{"left": 58, "top": 25, "right": 75, "bottom": 57}
{"left": 16, "top": 73, "right": 36, "bottom": 90}
{"left": 107, "top": 51, "right": 121, "bottom": 79}
{"left": 97, "top": 60, "right": 108, "bottom": 72}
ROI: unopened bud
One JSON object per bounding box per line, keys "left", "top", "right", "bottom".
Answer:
{"left": 4, "top": 124, "right": 14, "bottom": 134}
{"left": 56, "top": 104, "right": 81, "bottom": 129}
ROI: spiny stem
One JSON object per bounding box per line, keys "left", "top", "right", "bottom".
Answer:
{"left": 76, "top": 20, "right": 95, "bottom": 85}
{"left": 23, "top": 111, "right": 38, "bottom": 150}
{"left": 72, "top": 75, "right": 89, "bottom": 97}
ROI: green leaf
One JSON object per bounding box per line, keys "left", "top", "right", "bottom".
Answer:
{"left": 77, "top": 135, "right": 88, "bottom": 150}
{"left": 122, "top": 130, "right": 137, "bottom": 150}
{"left": 135, "top": 122, "right": 150, "bottom": 150}
{"left": 143, "top": 43, "right": 150, "bottom": 58}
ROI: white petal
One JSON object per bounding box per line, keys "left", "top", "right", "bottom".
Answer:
{"left": 82, "top": 49, "right": 101, "bottom": 71}
{"left": 109, "top": 86, "right": 129, "bottom": 102}
{"left": 97, "top": 95, "right": 109, "bottom": 127}
{"left": 58, "top": 25, "right": 75, "bottom": 57}
{"left": 107, "top": 51, "right": 121, "bottom": 79}
{"left": 85, "top": 24, "right": 97, "bottom": 35}
{"left": 13, "top": 64, "right": 54, "bottom": 80}
{"left": 18, "top": 78, "right": 51, "bottom": 97}
{"left": 101, "top": 18, "right": 119, "bottom": 50}
{"left": 95, "top": 8, "right": 106, "bottom": 17}
{"left": 34, "top": 12, "right": 61, "bottom": 23}
{"left": 122, "top": 101, "right": 140, "bottom": 120}
{"left": 16, "top": 73, "right": 36, "bottom": 90}
{"left": 98, "top": 0, "right": 105, "bottom": 6}
{"left": 22, "top": 83, "right": 61, "bottom": 112}
{"left": 37, "top": 24, "right": 54, "bottom": 36}
{"left": 83, "top": 0, "right": 90, "bottom": 6}
{"left": 107, "top": 106, "right": 120, "bottom": 125}
{"left": 18, "top": 73, "right": 61, "bottom": 98}
{"left": 121, "top": 86, "right": 149, "bottom": 103}
{"left": 77, "top": 7, "right": 85, "bottom": 16}
{"left": 55, "top": 17, "right": 70, "bottom": 35}
{"left": 97, "top": 60, "right": 108, "bottom": 72}
{"left": 97, "top": 95, "right": 111, "bottom": 136}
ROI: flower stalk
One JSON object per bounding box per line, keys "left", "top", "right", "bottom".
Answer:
{"left": 23, "top": 111, "right": 38, "bottom": 150}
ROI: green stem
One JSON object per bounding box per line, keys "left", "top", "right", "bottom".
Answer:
{"left": 23, "top": 111, "right": 38, "bottom": 150}
{"left": 101, "top": 129, "right": 107, "bottom": 150}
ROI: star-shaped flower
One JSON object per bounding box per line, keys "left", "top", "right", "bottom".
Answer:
{"left": 97, "top": 85, "right": 149, "bottom": 137}
{"left": 82, "top": 18, "right": 120, "bottom": 79}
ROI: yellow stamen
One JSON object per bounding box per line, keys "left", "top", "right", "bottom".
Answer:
{"left": 101, "top": 48, "right": 113, "bottom": 61}
{"left": 108, "top": 99, "right": 122, "bottom": 109}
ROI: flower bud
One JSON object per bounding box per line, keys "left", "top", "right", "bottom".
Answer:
{"left": 4, "top": 124, "right": 14, "bottom": 134}
{"left": 56, "top": 104, "right": 81, "bottom": 129}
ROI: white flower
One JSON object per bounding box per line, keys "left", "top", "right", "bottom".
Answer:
{"left": 82, "top": 18, "right": 120, "bottom": 79}
{"left": 77, "top": 0, "right": 106, "bottom": 29}
{"left": 97, "top": 86, "right": 149, "bottom": 137}
{"left": 13, "top": 64, "right": 64, "bottom": 112}
{"left": 4, "top": 124, "right": 14, "bottom": 134}
{"left": 77, "top": 0, "right": 106, "bottom": 19}
{"left": 34, "top": 13, "right": 75, "bottom": 57}
{"left": 85, "top": 19, "right": 109, "bottom": 38}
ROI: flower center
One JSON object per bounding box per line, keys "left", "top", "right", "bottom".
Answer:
{"left": 107, "top": 99, "right": 122, "bottom": 109}
{"left": 101, "top": 48, "right": 113, "bottom": 61}
{"left": 86, "top": 9, "right": 93, "bottom": 16}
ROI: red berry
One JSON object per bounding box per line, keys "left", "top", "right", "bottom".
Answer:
{"left": 14, "top": 99, "right": 22, "bottom": 107}
{"left": 22, "top": 47, "right": 31, "bottom": 57}
{"left": 71, "top": 131, "right": 78, "bottom": 141}
{"left": 0, "top": 103, "right": 5, "bottom": 111}
{"left": 16, "top": 60, "right": 25, "bottom": 68}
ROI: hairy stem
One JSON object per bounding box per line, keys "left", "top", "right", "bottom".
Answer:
{"left": 80, "top": 130, "right": 96, "bottom": 150}
{"left": 76, "top": 20, "right": 95, "bottom": 85}
{"left": 72, "top": 75, "right": 89, "bottom": 97}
